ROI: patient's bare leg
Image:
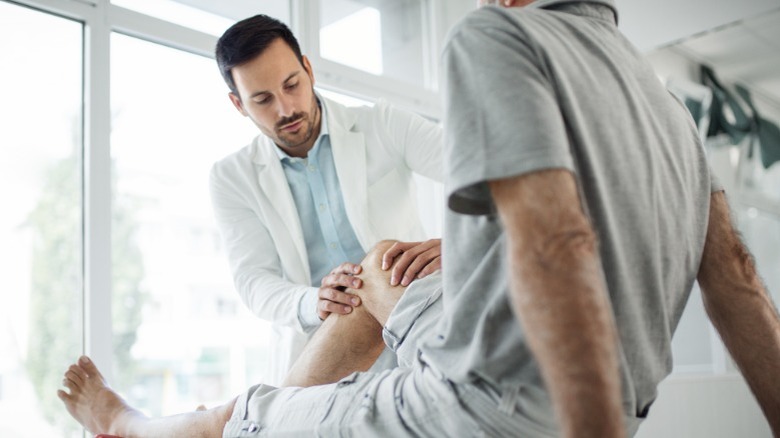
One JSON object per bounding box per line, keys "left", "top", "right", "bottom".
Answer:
{"left": 283, "top": 304, "right": 385, "bottom": 387}
{"left": 283, "top": 240, "right": 407, "bottom": 387}
{"left": 57, "top": 356, "right": 234, "bottom": 438}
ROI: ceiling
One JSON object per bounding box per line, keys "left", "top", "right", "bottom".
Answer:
{"left": 617, "top": 0, "right": 780, "bottom": 51}
{"left": 669, "top": 7, "right": 780, "bottom": 110}
{"left": 598, "top": 0, "right": 780, "bottom": 111}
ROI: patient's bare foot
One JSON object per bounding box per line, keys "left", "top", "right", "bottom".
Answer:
{"left": 57, "top": 356, "right": 142, "bottom": 436}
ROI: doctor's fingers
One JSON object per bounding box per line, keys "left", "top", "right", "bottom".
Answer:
{"left": 318, "top": 287, "right": 361, "bottom": 307}
{"left": 398, "top": 252, "right": 441, "bottom": 286}
{"left": 317, "top": 292, "right": 356, "bottom": 320}
{"left": 329, "top": 262, "right": 362, "bottom": 276}
{"left": 321, "top": 272, "right": 363, "bottom": 290}
{"left": 407, "top": 254, "right": 442, "bottom": 283}
{"left": 390, "top": 240, "right": 441, "bottom": 286}
{"left": 381, "top": 241, "right": 421, "bottom": 270}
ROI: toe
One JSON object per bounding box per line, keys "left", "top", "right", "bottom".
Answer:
{"left": 63, "top": 377, "right": 78, "bottom": 392}
{"left": 57, "top": 388, "right": 72, "bottom": 401}
{"left": 78, "top": 356, "right": 104, "bottom": 380}
{"left": 66, "top": 369, "right": 84, "bottom": 386}
{"left": 69, "top": 364, "right": 87, "bottom": 382}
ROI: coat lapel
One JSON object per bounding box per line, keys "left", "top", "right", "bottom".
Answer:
{"left": 324, "top": 98, "right": 374, "bottom": 250}
{"left": 251, "top": 136, "right": 310, "bottom": 280}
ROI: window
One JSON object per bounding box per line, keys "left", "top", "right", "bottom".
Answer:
{"left": 110, "top": 33, "right": 266, "bottom": 415}
{"left": 319, "top": 0, "right": 430, "bottom": 87}
{"left": 0, "top": 3, "right": 84, "bottom": 436}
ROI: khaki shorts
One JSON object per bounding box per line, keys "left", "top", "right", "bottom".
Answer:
{"left": 222, "top": 352, "right": 562, "bottom": 437}
{"left": 222, "top": 272, "right": 642, "bottom": 437}
{"left": 223, "top": 273, "right": 555, "bottom": 437}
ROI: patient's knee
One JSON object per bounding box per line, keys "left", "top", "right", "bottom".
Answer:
{"left": 347, "top": 240, "right": 401, "bottom": 300}
{"left": 359, "top": 240, "right": 398, "bottom": 283}
{"left": 362, "top": 240, "right": 398, "bottom": 272}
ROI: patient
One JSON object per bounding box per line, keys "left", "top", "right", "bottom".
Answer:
{"left": 58, "top": 240, "right": 443, "bottom": 437}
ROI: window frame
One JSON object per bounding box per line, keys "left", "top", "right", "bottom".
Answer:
{"left": 297, "top": 0, "right": 442, "bottom": 118}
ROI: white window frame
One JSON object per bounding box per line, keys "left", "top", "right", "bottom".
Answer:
{"left": 294, "top": 0, "right": 443, "bottom": 118}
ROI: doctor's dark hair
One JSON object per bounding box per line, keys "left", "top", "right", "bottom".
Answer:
{"left": 215, "top": 14, "right": 304, "bottom": 97}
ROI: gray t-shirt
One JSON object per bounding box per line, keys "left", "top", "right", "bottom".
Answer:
{"left": 420, "top": 0, "right": 718, "bottom": 422}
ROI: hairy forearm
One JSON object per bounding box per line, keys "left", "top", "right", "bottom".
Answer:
{"left": 698, "top": 193, "right": 780, "bottom": 434}
{"left": 509, "top": 230, "right": 624, "bottom": 438}
{"left": 702, "top": 278, "right": 780, "bottom": 434}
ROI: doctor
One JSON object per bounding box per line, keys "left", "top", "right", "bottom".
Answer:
{"left": 209, "top": 14, "right": 443, "bottom": 384}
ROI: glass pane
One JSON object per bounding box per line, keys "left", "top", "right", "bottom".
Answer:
{"left": 110, "top": 33, "right": 268, "bottom": 416}
{"left": 111, "top": 0, "right": 291, "bottom": 37}
{"left": 0, "top": 2, "right": 84, "bottom": 437}
{"left": 320, "top": 0, "right": 427, "bottom": 86}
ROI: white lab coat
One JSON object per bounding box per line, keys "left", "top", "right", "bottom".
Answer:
{"left": 209, "top": 96, "right": 442, "bottom": 384}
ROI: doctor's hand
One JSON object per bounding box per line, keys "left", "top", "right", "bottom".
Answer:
{"left": 381, "top": 239, "right": 442, "bottom": 286}
{"left": 317, "top": 262, "right": 363, "bottom": 321}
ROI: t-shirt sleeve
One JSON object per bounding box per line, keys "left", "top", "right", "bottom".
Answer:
{"left": 442, "top": 7, "right": 574, "bottom": 216}
{"left": 710, "top": 167, "right": 724, "bottom": 193}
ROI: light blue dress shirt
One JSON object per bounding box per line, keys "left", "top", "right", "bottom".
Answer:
{"left": 276, "top": 104, "right": 366, "bottom": 331}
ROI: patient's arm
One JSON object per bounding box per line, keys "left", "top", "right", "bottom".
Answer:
{"left": 698, "top": 192, "right": 780, "bottom": 435}
{"left": 283, "top": 240, "right": 407, "bottom": 387}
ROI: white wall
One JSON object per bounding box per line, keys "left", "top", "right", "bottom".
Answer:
{"left": 635, "top": 375, "right": 772, "bottom": 438}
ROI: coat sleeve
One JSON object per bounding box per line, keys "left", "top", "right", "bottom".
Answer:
{"left": 374, "top": 101, "right": 444, "bottom": 183}
{"left": 209, "top": 162, "right": 318, "bottom": 334}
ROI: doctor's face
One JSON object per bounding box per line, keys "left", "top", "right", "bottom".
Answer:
{"left": 229, "top": 37, "right": 320, "bottom": 158}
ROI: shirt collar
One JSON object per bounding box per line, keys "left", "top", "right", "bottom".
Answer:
{"left": 528, "top": 0, "right": 617, "bottom": 25}
{"left": 275, "top": 98, "right": 329, "bottom": 162}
